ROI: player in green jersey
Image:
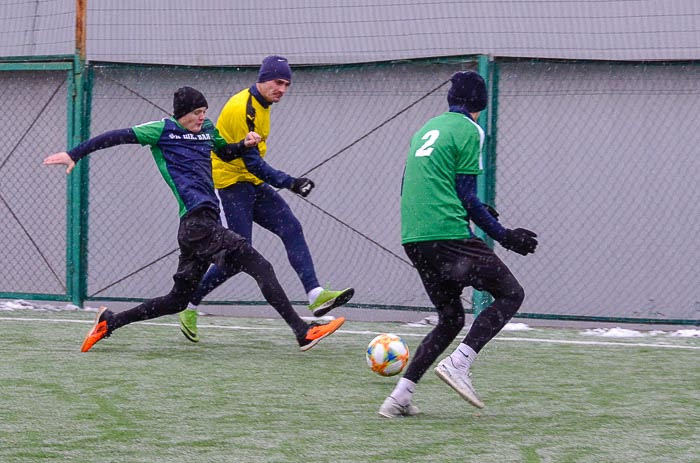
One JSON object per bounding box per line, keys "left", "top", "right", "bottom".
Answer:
{"left": 379, "top": 71, "right": 538, "bottom": 417}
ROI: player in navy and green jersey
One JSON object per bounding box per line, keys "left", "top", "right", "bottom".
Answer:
{"left": 379, "top": 71, "right": 539, "bottom": 418}
{"left": 43, "top": 86, "right": 345, "bottom": 353}
{"left": 130, "top": 117, "right": 225, "bottom": 218}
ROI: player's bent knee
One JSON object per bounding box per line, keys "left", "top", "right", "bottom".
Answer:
{"left": 238, "top": 249, "right": 276, "bottom": 281}
{"left": 496, "top": 277, "right": 525, "bottom": 307}
{"left": 510, "top": 282, "right": 525, "bottom": 307}
{"left": 253, "top": 256, "right": 275, "bottom": 278}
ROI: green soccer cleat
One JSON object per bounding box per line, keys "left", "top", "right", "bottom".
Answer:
{"left": 178, "top": 308, "right": 200, "bottom": 343}
{"left": 308, "top": 287, "right": 354, "bottom": 317}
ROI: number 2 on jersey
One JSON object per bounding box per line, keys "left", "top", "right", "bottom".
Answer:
{"left": 415, "top": 129, "right": 440, "bottom": 157}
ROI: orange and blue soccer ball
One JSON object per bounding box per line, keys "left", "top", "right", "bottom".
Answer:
{"left": 366, "top": 333, "right": 409, "bottom": 377}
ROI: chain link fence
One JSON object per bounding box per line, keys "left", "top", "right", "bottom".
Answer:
{"left": 83, "top": 61, "right": 473, "bottom": 310}
{"left": 1, "top": 59, "right": 697, "bottom": 323}
{"left": 0, "top": 69, "right": 68, "bottom": 296}
{"left": 495, "top": 60, "right": 699, "bottom": 320}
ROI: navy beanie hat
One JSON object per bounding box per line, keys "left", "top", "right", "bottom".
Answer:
{"left": 173, "top": 86, "right": 208, "bottom": 119}
{"left": 257, "top": 55, "right": 292, "bottom": 83}
{"left": 447, "top": 71, "right": 488, "bottom": 112}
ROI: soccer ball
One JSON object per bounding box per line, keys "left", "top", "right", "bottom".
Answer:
{"left": 366, "top": 333, "right": 409, "bottom": 377}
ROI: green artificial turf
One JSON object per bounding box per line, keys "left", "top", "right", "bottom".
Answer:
{"left": 1, "top": 310, "right": 698, "bottom": 463}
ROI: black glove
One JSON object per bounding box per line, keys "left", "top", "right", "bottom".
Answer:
{"left": 501, "top": 228, "right": 538, "bottom": 256}
{"left": 290, "top": 177, "right": 315, "bottom": 197}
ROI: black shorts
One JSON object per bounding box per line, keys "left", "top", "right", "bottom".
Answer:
{"left": 403, "top": 238, "right": 519, "bottom": 302}
{"left": 172, "top": 206, "right": 248, "bottom": 290}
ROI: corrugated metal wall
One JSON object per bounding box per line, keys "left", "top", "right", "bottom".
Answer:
{"left": 2, "top": 1, "right": 699, "bottom": 64}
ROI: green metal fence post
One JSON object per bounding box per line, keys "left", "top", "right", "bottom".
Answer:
{"left": 65, "top": 58, "right": 90, "bottom": 307}
{"left": 65, "top": 3, "right": 89, "bottom": 307}
{"left": 472, "top": 55, "right": 499, "bottom": 316}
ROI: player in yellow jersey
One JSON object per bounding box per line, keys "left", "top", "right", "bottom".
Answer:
{"left": 178, "top": 56, "right": 354, "bottom": 342}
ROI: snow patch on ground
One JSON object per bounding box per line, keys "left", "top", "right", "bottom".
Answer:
{"left": 582, "top": 327, "right": 700, "bottom": 338}
{"left": 0, "top": 299, "right": 87, "bottom": 312}
{"left": 502, "top": 322, "right": 532, "bottom": 331}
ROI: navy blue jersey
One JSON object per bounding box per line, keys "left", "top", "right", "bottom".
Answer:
{"left": 69, "top": 117, "right": 229, "bottom": 218}
{"left": 132, "top": 118, "right": 228, "bottom": 216}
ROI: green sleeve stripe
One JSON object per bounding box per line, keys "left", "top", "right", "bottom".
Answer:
{"left": 212, "top": 128, "right": 228, "bottom": 151}
{"left": 133, "top": 120, "right": 166, "bottom": 146}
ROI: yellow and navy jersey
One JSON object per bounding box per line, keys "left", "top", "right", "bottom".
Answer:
{"left": 212, "top": 85, "right": 272, "bottom": 189}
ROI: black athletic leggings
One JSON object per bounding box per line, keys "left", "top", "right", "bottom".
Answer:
{"left": 402, "top": 239, "right": 524, "bottom": 383}
{"left": 110, "top": 207, "right": 308, "bottom": 338}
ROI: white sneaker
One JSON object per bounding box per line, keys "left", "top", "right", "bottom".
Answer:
{"left": 434, "top": 359, "right": 485, "bottom": 409}
{"left": 378, "top": 396, "right": 421, "bottom": 418}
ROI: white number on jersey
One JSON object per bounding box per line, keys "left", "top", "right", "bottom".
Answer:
{"left": 415, "top": 129, "right": 440, "bottom": 157}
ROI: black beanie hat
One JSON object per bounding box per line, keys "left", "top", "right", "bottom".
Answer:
{"left": 447, "top": 71, "right": 488, "bottom": 112}
{"left": 173, "top": 86, "right": 208, "bottom": 119}
{"left": 257, "top": 55, "right": 292, "bottom": 83}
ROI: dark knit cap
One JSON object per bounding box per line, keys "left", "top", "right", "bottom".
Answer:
{"left": 173, "top": 86, "right": 208, "bottom": 119}
{"left": 257, "top": 55, "right": 292, "bottom": 83}
{"left": 447, "top": 71, "right": 488, "bottom": 112}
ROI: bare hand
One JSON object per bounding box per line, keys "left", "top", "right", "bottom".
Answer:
{"left": 244, "top": 131, "right": 262, "bottom": 148}
{"left": 43, "top": 152, "right": 76, "bottom": 174}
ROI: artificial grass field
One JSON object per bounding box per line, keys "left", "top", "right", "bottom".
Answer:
{"left": 2, "top": 309, "right": 698, "bottom": 463}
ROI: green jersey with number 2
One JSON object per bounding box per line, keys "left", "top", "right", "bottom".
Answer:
{"left": 401, "top": 111, "right": 485, "bottom": 244}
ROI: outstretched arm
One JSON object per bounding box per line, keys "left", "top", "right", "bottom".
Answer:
{"left": 43, "top": 128, "right": 139, "bottom": 174}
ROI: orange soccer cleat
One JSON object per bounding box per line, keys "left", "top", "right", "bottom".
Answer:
{"left": 80, "top": 306, "right": 113, "bottom": 352}
{"left": 298, "top": 317, "right": 345, "bottom": 351}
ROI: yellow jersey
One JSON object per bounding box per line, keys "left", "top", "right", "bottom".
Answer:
{"left": 211, "top": 86, "right": 271, "bottom": 188}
